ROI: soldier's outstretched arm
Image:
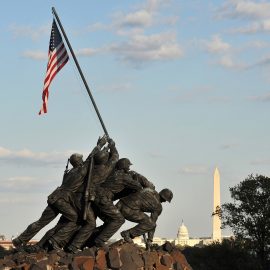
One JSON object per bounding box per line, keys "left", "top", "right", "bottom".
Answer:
{"left": 124, "top": 175, "right": 143, "bottom": 191}
{"left": 147, "top": 207, "right": 162, "bottom": 242}
{"left": 107, "top": 138, "right": 119, "bottom": 164}
{"left": 97, "top": 135, "right": 107, "bottom": 147}
{"left": 85, "top": 135, "right": 108, "bottom": 162}
{"left": 130, "top": 171, "right": 155, "bottom": 190}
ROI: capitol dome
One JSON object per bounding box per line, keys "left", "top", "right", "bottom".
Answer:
{"left": 177, "top": 221, "right": 189, "bottom": 240}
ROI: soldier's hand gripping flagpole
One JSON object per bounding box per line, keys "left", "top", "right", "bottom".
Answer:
{"left": 51, "top": 7, "right": 110, "bottom": 220}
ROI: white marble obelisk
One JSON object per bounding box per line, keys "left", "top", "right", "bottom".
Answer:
{"left": 212, "top": 167, "right": 222, "bottom": 241}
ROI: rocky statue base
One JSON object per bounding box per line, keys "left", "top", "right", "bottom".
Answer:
{"left": 0, "top": 241, "right": 192, "bottom": 270}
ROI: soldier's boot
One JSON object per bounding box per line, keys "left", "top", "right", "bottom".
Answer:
{"left": 94, "top": 238, "right": 109, "bottom": 252}
{"left": 12, "top": 237, "right": 24, "bottom": 248}
{"left": 48, "top": 238, "right": 62, "bottom": 251}
{"left": 24, "top": 244, "right": 42, "bottom": 253}
{"left": 120, "top": 230, "right": 133, "bottom": 244}
{"left": 66, "top": 244, "right": 81, "bottom": 254}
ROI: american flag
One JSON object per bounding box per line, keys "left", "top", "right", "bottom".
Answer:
{"left": 39, "top": 19, "right": 69, "bottom": 115}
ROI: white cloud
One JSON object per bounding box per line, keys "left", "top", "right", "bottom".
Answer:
{"left": 144, "top": 0, "right": 164, "bottom": 12}
{"left": 247, "top": 92, "right": 270, "bottom": 102}
{"left": 217, "top": 54, "right": 246, "bottom": 69}
{"left": 174, "top": 85, "right": 214, "bottom": 103}
{"left": 114, "top": 10, "right": 153, "bottom": 28}
{"left": 217, "top": 1, "right": 270, "bottom": 34}
{"left": 115, "top": 27, "right": 145, "bottom": 37}
{"left": 220, "top": 143, "right": 238, "bottom": 150}
{"left": 86, "top": 22, "right": 108, "bottom": 32}
{"left": 204, "top": 35, "right": 231, "bottom": 53}
{"left": 231, "top": 19, "right": 270, "bottom": 34}
{"left": 0, "top": 147, "right": 12, "bottom": 156}
{"left": 250, "top": 158, "right": 270, "bottom": 165}
{"left": 208, "top": 96, "right": 231, "bottom": 103}
{"left": 109, "top": 32, "right": 183, "bottom": 66}
{"left": 218, "top": 0, "right": 270, "bottom": 20}
{"left": 76, "top": 48, "right": 100, "bottom": 57}
{"left": 112, "top": 0, "right": 176, "bottom": 31}
{"left": 22, "top": 51, "right": 47, "bottom": 60}
{"left": 234, "top": 1, "right": 270, "bottom": 19}
{"left": 179, "top": 165, "right": 209, "bottom": 175}
{"left": 246, "top": 40, "right": 270, "bottom": 49}
{"left": 79, "top": 0, "right": 180, "bottom": 66}
{"left": 98, "top": 82, "right": 133, "bottom": 93}
{"left": 218, "top": 55, "right": 235, "bottom": 67}
{"left": 8, "top": 176, "right": 37, "bottom": 182}
{"left": 249, "top": 55, "right": 270, "bottom": 68}
{"left": 0, "top": 175, "right": 56, "bottom": 193}
{"left": 0, "top": 196, "right": 35, "bottom": 204}
{"left": 0, "top": 146, "right": 72, "bottom": 167}
{"left": 9, "top": 24, "right": 49, "bottom": 41}
{"left": 23, "top": 47, "right": 100, "bottom": 61}
{"left": 1, "top": 176, "right": 36, "bottom": 188}
{"left": 148, "top": 152, "right": 164, "bottom": 159}
{"left": 160, "top": 15, "right": 179, "bottom": 26}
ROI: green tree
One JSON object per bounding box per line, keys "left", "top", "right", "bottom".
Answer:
{"left": 219, "top": 174, "right": 270, "bottom": 269}
{"left": 182, "top": 239, "right": 260, "bottom": 270}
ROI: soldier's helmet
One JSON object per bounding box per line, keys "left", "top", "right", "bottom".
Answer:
{"left": 159, "top": 188, "right": 173, "bottom": 203}
{"left": 70, "top": 153, "right": 83, "bottom": 167}
{"left": 94, "top": 149, "right": 109, "bottom": 165}
{"left": 116, "top": 158, "right": 132, "bottom": 170}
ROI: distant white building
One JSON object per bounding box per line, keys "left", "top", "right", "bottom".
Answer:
{"left": 133, "top": 220, "right": 223, "bottom": 248}
{"left": 135, "top": 168, "right": 227, "bottom": 248}
{"left": 174, "top": 221, "right": 214, "bottom": 247}
{"left": 133, "top": 236, "right": 175, "bottom": 247}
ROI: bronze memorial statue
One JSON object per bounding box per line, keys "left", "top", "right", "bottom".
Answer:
{"left": 11, "top": 7, "right": 173, "bottom": 254}
{"left": 12, "top": 136, "right": 173, "bottom": 253}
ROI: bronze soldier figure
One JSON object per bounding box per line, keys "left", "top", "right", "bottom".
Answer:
{"left": 117, "top": 188, "right": 173, "bottom": 249}
{"left": 12, "top": 136, "right": 107, "bottom": 249}
{"left": 65, "top": 138, "right": 119, "bottom": 253}
{"left": 91, "top": 158, "right": 155, "bottom": 248}
{"left": 31, "top": 138, "right": 119, "bottom": 253}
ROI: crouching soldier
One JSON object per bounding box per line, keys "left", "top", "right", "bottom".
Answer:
{"left": 116, "top": 188, "right": 173, "bottom": 249}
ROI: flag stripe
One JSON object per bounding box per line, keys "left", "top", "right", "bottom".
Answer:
{"left": 39, "top": 19, "right": 69, "bottom": 115}
{"left": 43, "top": 47, "right": 68, "bottom": 89}
{"left": 47, "top": 43, "right": 65, "bottom": 70}
{"left": 45, "top": 43, "right": 66, "bottom": 81}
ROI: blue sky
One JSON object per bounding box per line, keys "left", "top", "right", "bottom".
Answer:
{"left": 1, "top": 0, "right": 270, "bottom": 241}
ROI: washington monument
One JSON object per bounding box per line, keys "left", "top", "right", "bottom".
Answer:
{"left": 212, "top": 167, "right": 222, "bottom": 241}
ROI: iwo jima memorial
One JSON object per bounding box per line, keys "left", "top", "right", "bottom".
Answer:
{"left": 0, "top": 8, "right": 192, "bottom": 270}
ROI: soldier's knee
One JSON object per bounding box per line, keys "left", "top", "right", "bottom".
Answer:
{"left": 118, "top": 215, "right": 125, "bottom": 225}
{"left": 86, "top": 219, "right": 96, "bottom": 229}
{"left": 64, "top": 212, "right": 77, "bottom": 222}
{"left": 115, "top": 201, "right": 122, "bottom": 210}
{"left": 112, "top": 212, "right": 125, "bottom": 225}
{"left": 30, "top": 221, "right": 41, "bottom": 231}
{"left": 149, "top": 220, "right": 156, "bottom": 230}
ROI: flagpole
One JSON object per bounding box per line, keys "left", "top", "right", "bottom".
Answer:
{"left": 51, "top": 7, "right": 109, "bottom": 137}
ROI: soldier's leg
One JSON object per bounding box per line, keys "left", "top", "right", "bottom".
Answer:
{"left": 13, "top": 204, "right": 59, "bottom": 247}
{"left": 49, "top": 199, "right": 79, "bottom": 249}
{"left": 82, "top": 204, "right": 104, "bottom": 248}
{"left": 117, "top": 201, "right": 156, "bottom": 239}
{"left": 37, "top": 221, "right": 62, "bottom": 249}
{"left": 66, "top": 206, "right": 96, "bottom": 251}
{"left": 84, "top": 224, "right": 105, "bottom": 248}
{"left": 94, "top": 201, "right": 125, "bottom": 245}
{"left": 38, "top": 215, "right": 80, "bottom": 250}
